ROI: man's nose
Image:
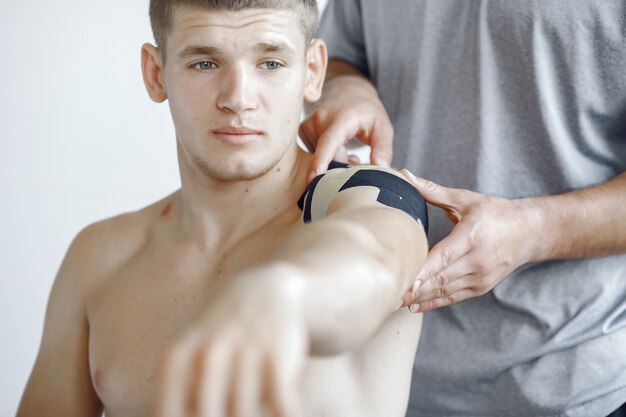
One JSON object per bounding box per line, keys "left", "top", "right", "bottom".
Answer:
{"left": 216, "top": 66, "right": 258, "bottom": 114}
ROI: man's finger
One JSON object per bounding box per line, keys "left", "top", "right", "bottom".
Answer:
{"left": 266, "top": 352, "right": 301, "bottom": 417}
{"left": 155, "top": 343, "right": 194, "bottom": 417}
{"left": 196, "top": 341, "right": 232, "bottom": 417}
{"left": 232, "top": 347, "right": 262, "bottom": 417}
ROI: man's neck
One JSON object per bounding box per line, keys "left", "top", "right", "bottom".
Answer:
{"left": 173, "top": 142, "right": 313, "bottom": 250}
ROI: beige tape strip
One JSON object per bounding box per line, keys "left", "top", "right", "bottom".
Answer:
{"left": 309, "top": 164, "right": 394, "bottom": 221}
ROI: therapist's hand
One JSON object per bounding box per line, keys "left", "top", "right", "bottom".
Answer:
{"left": 300, "top": 69, "right": 394, "bottom": 181}
{"left": 400, "top": 171, "right": 543, "bottom": 312}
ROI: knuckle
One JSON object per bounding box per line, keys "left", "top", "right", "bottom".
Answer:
{"left": 432, "top": 298, "right": 447, "bottom": 309}
{"left": 422, "top": 178, "right": 438, "bottom": 191}
{"left": 473, "top": 281, "right": 492, "bottom": 297}
{"left": 434, "top": 286, "right": 449, "bottom": 298}
{"left": 477, "top": 255, "right": 492, "bottom": 274}
{"left": 446, "top": 294, "right": 459, "bottom": 305}
{"left": 434, "top": 273, "right": 448, "bottom": 289}
{"left": 468, "top": 254, "right": 489, "bottom": 274}
{"left": 439, "top": 247, "right": 455, "bottom": 267}
{"left": 469, "top": 227, "right": 486, "bottom": 246}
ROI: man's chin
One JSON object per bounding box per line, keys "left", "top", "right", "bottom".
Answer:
{"left": 193, "top": 158, "right": 277, "bottom": 182}
{"left": 212, "top": 170, "right": 268, "bottom": 182}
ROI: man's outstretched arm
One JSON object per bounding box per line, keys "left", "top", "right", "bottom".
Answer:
{"left": 276, "top": 181, "right": 426, "bottom": 355}
{"left": 155, "top": 167, "right": 427, "bottom": 417}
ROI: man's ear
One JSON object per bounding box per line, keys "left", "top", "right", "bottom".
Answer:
{"left": 141, "top": 43, "right": 167, "bottom": 103}
{"left": 304, "top": 39, "right": 328, "bottom": 103}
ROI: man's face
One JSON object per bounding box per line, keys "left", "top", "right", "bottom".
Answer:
{"left": 161, "top": 7, "right": 310, "bottom": 181}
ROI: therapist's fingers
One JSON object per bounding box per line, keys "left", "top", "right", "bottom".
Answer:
{"left": 414, "top": 273, "right": 499, "bottom": 313}
{"left": 412, "top": 252, "right": 476, "bottom": 297}
{"left": 415, "top": 227, "right": 473, "bottom": 289}
{"left": 333, "top": 146, "right": 350, "bottom": 164}
{"left": 368, "top": 119, "right": 393, "bottom": 167}
{"left": 307, "top": 116, "right": 361, "bottom": 180}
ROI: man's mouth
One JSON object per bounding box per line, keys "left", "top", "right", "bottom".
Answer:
{"left": 212, "top": 126, "right": 263, "bottom": 145}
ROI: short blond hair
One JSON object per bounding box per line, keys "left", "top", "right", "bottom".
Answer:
{"left": 149, "top": 0, "right": 319, "bottom": 62}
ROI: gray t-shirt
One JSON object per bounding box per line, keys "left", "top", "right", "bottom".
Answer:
{"left": 318, "top": 1, "right": 626, "bottom": 416}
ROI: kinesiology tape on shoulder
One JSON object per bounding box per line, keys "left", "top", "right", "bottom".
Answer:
{"left": 297, "top": 165, "right": 429, "bottom": 234}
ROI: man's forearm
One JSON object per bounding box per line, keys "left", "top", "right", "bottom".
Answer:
{"left": 527, "top": 171, "right": 626, "bottom": 261}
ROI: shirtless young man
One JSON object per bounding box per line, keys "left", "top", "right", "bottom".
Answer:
{"left": 17, "top": 1, "right": 428, "bottom": 416}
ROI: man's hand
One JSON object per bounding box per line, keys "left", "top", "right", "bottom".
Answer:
{"left": 300, "top": 61, "right": 394, "bottom": 180}
{"left": 155, "top": 267, "right": 308, "bottom": 417}
{"left": 400, "top": 172, "right": 542, "bottom": 313}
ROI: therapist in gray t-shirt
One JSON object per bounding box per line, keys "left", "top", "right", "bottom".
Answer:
{"left": 301, "top": 1, "right": 626, "bottom": 416}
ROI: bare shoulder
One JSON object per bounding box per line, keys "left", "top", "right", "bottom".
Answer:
{"left": 17, "top": 195, "right": 177, "bottom": 417}
{"left": 303, "top": 164, "right": 428, "bottom": 233}
{"left": 63, "top": 193, "right": 177, "bottom": 291}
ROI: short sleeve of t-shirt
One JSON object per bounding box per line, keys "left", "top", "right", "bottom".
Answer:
{"left": 318, "top": 0, "right": 369, "bottom": 76}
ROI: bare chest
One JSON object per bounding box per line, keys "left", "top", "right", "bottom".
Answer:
{"left": 84, "top": 220, "right": 421, "bottom": 417}
{"left": 86, "top": 228, "right": 289, "bottom": 416}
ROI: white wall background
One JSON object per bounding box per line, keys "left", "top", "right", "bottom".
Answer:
{"left": 1, "top": 0, "right": 329, "bottom": 414}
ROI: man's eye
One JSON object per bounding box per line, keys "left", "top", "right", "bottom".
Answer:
{"left": 195, "top": 61, "right": 216, "bottom": 70}
{"left": 261, "top": 60, "right": 282, "bottom": 70}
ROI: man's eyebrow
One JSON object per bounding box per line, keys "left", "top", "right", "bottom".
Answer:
{"left": 177, "top": 45, "right": 223, "bottom": 59}
{"left": 177, "top": 42, "right": 296, "bottom": 59}
{"left": 252, "top": 42, "right": 296, "bottom": 56}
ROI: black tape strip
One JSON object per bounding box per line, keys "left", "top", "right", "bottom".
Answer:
{"left": 297, "top": 161, "right": 350, "bottom": 223}
{"left": 338, "top": 170, "right": 428, "bottom": 234}
{"left": 298, "top": 173, "right": 324, "bottom": 223}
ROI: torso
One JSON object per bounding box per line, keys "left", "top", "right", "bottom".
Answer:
{"left": 84, "top": 192, "right": 421, "bottom": 417}
{"left": 320, "top": 1, "right": 626, "bottom": 414}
